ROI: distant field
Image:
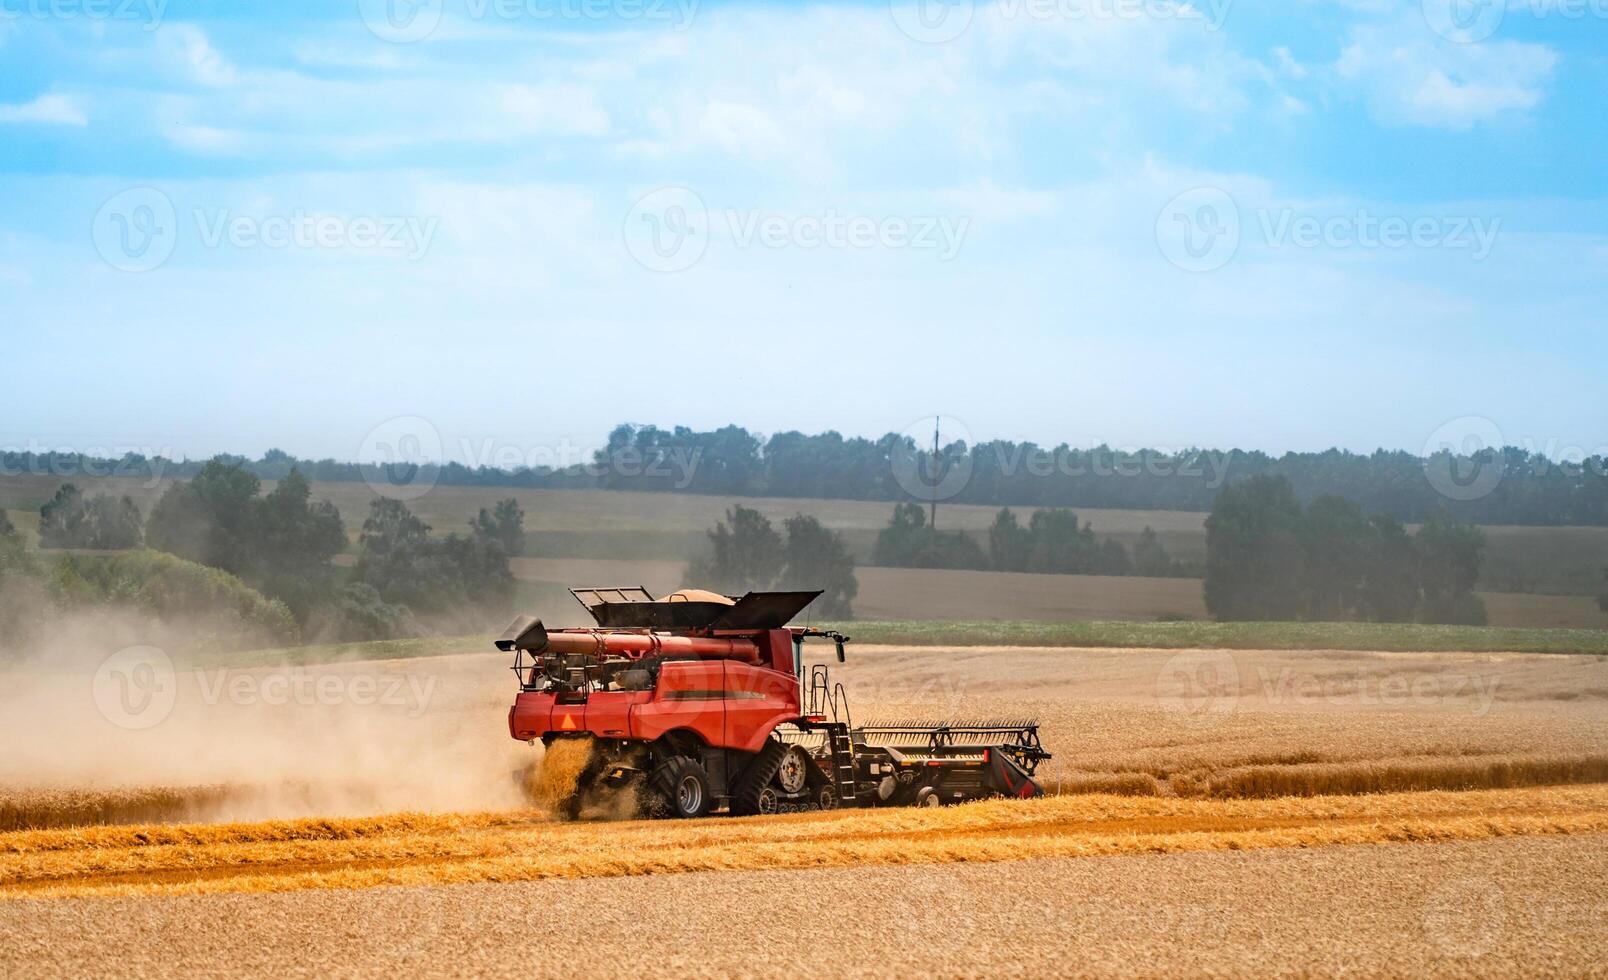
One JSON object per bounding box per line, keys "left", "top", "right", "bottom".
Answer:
{"left": 4, "top": 473, "right": 1604, "bottom": 598}
{"left": 508, "top": 556, "right": 1608, "bottom": 632}
{"left": 832, "top": 619, "right": 1608, "bottom": 655}
{"left": 214, "top": 616, "right": 1608, "bottom": 670}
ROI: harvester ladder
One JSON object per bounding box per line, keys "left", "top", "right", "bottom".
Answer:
{"left": 826, "top": 723, "right": 858, "bottom": 808}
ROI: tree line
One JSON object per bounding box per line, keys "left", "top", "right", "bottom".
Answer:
{"left": 1204, "top": 475, "right": 1488, "bottom": 625}
{"left": 7, "top": 420, "right": 1605, "bottom": 526}
{"left": 687, "top": 506, "right": 858, "bottom": 619}
{"left": 870, "top": 502, "right": 1188, "bottom": 578}
{"left": 21, "top": 460, "right": 527, "bottom": 642}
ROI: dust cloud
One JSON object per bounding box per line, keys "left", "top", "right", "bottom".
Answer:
{"left": 0, "top": 614, "right": 533, "bottom": 825}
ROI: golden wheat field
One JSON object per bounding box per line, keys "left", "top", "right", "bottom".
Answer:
{"left": 3, "top": 641, "right": 1607, "bottom": 976}
{"left": 3, "top": 834, "right": 1603, "bottom": 978}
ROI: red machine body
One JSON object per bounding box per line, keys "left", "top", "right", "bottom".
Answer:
{"left": 507, "top": 627, "right": 804, "bottom": 753}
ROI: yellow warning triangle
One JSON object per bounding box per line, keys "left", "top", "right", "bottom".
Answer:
{"left": 560, "top": 713, "right": 577, "bottom": 730}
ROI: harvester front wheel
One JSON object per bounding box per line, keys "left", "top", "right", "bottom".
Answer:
{"left": 649, "top": 756, "right": 712, "bottom": 819}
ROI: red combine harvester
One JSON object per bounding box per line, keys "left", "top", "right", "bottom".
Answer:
{"left": 500, "top": 587, "right": 1050, "bottom": 818}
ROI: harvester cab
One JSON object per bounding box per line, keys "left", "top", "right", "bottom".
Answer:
{"left": 499, "top": 586, "right": 1049, "bottom": 819}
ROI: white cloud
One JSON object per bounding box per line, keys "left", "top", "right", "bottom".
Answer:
{"left": 160, "top": 24, "right": 239, "bottom": 87}
{"left": 0, "top": 94, "right": 87, "bottom": 126}
{"left": 164, "top": 122, "right": 256, "bottom": 155}
{"left": 498, "top": 83, "right": 611, "bottom": 138}
{"left": 1334, "top": 21, "right": 1557, "bottom": 129}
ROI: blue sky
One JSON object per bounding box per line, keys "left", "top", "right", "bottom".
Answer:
{"left": 0, "top": 0, "right": 1603, "bottom": 466}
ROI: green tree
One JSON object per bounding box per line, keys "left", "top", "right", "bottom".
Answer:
{"left": 987, "top": 508, "right": 1032, "bottom": 572}
{"left": 472, "top": 498, "right": 526, "bottom": 557}
{"left": 1598, "top": 567, "right": 1607, "bottom": 613}
{"left": 1130, "top": 526, "right": 1176, "bottom": 578}
{"left": 146, "top": 462, "right": 345, "bottom": 621}
{"left": 0, "top": 514, "right": 48, "bottom": 649}
{"left": 872, "top": 503, "right": 986, "bottom": 569}
{"left": 1095, "top": 537, "right": 1132, "bottom": 576}
{"left": 871, "top": 502, "right": 928, "bottom": 567}
{"left": 1300, "top": 495, "right": 1372, "bottom": 620}
{"left": 1416, "top": 511, "right": 1487, "bottom": 625}
{"left": 37, "top": 484, "right": 88, "bottom": 547}
{"left": 38, "top": 484, "right": 143, "bottom": 550}
{"left": 51, "top": 549, "right": 298, "bottom": 645}
{"left": 1359, "top": 514, "right": 1420, "bottom": 623}
{"left": 1204, "top": 475, "right": 1306, "bottom": 621}
{"left": 146, "top": 460, "right": 262, "bottom": 572}
{"left": 1025, "top": 509, "right": 1095, "bottom": 574}
{"left": 779, "top": 514, "right": 858, "bottom": 619}
{"left": 250, "top": 469, "right": 347, "bottom": 619}
{"left": 352, "top": 497, "right": 515, "bottom": 613}
{"left": 688, "top": 505, "right": 784, "bottom": 593}
{"left": 315, "top": 582, "right": 422, "bottom": 641}
{"left": 354, "top": 498, "right": 440, "bottom": 607}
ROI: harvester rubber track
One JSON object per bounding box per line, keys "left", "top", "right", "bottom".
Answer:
{"left": 729, "top": 738, "right": 786, "bottom": 816}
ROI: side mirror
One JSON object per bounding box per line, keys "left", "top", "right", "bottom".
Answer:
{"left": 836, "top": 640, "right": 846, "bottom": 663}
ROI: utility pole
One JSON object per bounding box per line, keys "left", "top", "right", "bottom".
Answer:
{"left": 930, "top": 414, "right": 939, "bottom": 530}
